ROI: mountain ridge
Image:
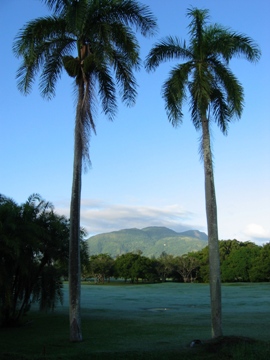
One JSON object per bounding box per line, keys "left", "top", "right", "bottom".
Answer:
{"left": 86, "top": 226, "right": 208, "bottom": 258}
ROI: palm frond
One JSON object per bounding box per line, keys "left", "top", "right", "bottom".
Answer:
{"left": 15, "top": 61, "right": 37, "bottom": 96}
{"left": 188, "top": 89, "right": 201, "bottom": 131}
{"left": 42, "top": 0, "right": 72, "bottom": 15}
{"left": 228, "top": 32, "right": 261, "bottom": 62}
{"left": 13, "top": 16, "right": 69, "bottom": 55}
{"left": 209, "top": 58, "right": 244, "bottom": 118}
{"left": 210, "top": 87, "right": 231, "bottom": 134}
{"left": 13, "top": 16, "right": 75, "bottom": 98}
{"left": 98, "top": 0, "right": 157, "bottom": 37}
{"left": 187, "top": 7, "right": 209, "bottom": 48}
{"left": 83, "top": 20, "right": 139, "bottom": 108}
{"left": 145, "top": 36, "right": 192, "bottom": 71}
{"left": 162, "top": 62, "right": 192, "bottom": 126}
{"left": 39, "top": 55, "right": 63, "bottom": 99}
{"left": 203, "top": 25, "right": 234, "bottom": 62}
{"left": 93, "top": 61, "right": 117, "bottom": 121}
{"left": 189, "top": 64, "right": 213, "bottom": 116}
{"left": 65, "top": 0, "right": 88, "bottom": 35}
{"left": 204, "top": 25, "right": 261, "bottom": 63}
{"left": 39, "top": 39, "right": 75, "bottom": 98}
{"left": 0, "top": 194, "right": 13, "bottom": 206}
{"left": 112, "top": 50, "right": 138, "bottom": 107}
{"left": 104, "top": 22, "right": 140, "bottom": 68}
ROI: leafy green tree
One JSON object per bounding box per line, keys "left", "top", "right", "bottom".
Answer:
{"left": 145, "top": 7, "right": 260, "bottom": 337}
{"left": 192, "top": 246, "right": 209, "bottom": 282}
{"left": 195, "top": 240, "right": 263, "bottom": 283}
{"left": 114, "top": 252, "right": 157, "bottom": 283}
{"left": 88, "top": 254, "right": 114, "bottom": 283}
{"left": 114, "top": 252, "right": 139, "bottom": 282}
{"left": 80, "top": 238, "right": 91, "bottom": 280}
{"left": 13, "top": 0, "right": 156, "bottom": 341}
{"left": 249, "top": 243, "right": 270, "bottom": 282}
{"left": 130, "top": 254, "right": 157, "bottom": 282}
{"left": 221, "top": 243, "right": 260, "bottom": 282}
{"left": 155, "top": 252, "right": 176, "bottom": 282}
{"left": 219, "top": 239, "right": 243, "bottom": 262}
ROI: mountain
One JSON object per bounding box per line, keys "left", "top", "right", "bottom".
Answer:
{"left": 86, "top": 226, "right": 207, "bottom": 258}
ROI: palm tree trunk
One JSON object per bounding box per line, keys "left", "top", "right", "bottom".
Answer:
{"left": 201, "top": 115, "right": 222, "bottom": 338}
{"left": 69, "top": 81, "right": 84, "bottom": 342}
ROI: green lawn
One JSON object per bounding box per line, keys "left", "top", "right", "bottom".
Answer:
{"left": 1, "top": 282, "right": 270, "bottom": 359}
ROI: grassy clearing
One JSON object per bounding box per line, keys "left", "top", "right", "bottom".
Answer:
{"left": 1, "top": 282, "right": 269, "bottom": 359}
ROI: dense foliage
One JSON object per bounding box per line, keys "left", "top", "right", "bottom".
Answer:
{"left": 0, "top": 194, "right": 88, "bottom": 327}
{"left": 84, "top": 240, "right": 270, "bottom": 284}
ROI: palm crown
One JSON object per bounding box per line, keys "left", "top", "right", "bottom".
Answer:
{"left": 13, "top": 0, "right": 156, "bottom": 164}
{"left": 146, "top": 7, "right": 260, "bottom": 133}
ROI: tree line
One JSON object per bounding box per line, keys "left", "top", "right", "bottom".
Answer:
{"left": 1, "top": 193, "right": 269, "bottom": 328}
{"left": 84, "top": 240, "right": 270, "bottom": 285}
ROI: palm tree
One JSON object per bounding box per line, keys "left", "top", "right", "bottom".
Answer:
{"left": 145, "top": 7, "right": 260, "bottom": 338}
{"left": 13, "top": 0, "right": 157, "bottom": 341}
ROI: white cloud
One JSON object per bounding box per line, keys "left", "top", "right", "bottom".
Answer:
{"left": 55, "top": 198, "right": 206, "bottom": 237}
{"left": 243, "top": 223, "right": 270, "bottom": 244}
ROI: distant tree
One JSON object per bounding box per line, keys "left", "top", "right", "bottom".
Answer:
{"left": 79, "top": 236, "right": 91, "bottom": 280}
{"left": 191, "top": 246, "right": 210, "bottom": 283}
{"left": 219, "top": 239, "right": 243, "bottom": 261}
{"left": 130, "top": 255, "right": 158, "bottom": 282}
{"left": 13, "top": 0, "right": 157, "bottom": 341}
{"left": 174, "top": 254, "right": 200, "bottom": 283}
{"left": 249, "top": 243, "right": 270, "bottom": 282}
{"left": 146, "top": 7, "right": 260, "bottom": 337}
{"left": 89, "top": 254, "right": 114, "bottom": 283}
{"left": 221, "top": 243, "right": 260, "bottom": 282}
{"left": 114, "top": 252, "right": 157, "bottom": 283}
{"left": 114, "top": 253, "right": 136, "bottom": 282}
{"left": 155, "top": 252, "right": 176, "bottom": 282}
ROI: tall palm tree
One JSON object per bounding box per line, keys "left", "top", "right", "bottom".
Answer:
{"left": 145, "top": 7, "right": 260, "bottom": 338}
{"left": 13, "top": 0, "right": 157, "bottom": 341}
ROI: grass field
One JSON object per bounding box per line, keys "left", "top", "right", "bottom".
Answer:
{"left": 1, "top": 282, "right": 270, "bottom": 359}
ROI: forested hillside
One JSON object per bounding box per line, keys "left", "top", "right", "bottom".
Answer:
{"left": 86, "top": 226, "right": 207, "bottom": 257}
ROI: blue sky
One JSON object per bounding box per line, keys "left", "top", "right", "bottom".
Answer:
{"left": 1, "top": 0, "right": 269, "bottom": 244}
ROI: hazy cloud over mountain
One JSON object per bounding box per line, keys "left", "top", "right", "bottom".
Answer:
{"left": 55, "top": 199, "right": 270, "bottom": 245}
{"left": 56, "top": 198, "right": 205, "bottom": 236}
